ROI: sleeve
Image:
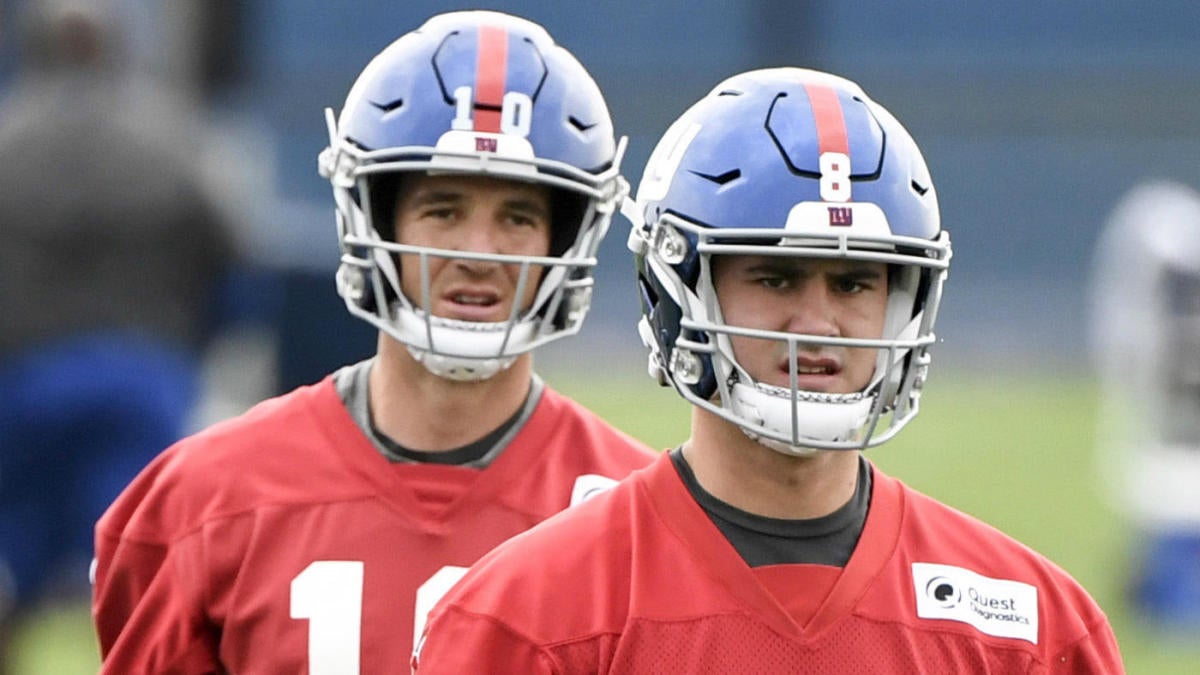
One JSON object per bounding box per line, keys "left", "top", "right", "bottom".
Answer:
{"left": 1043, "top": 617, "right": 1125, "bottom": 675}
{"left": 411, "top": 605, "right": 559, "bottom": 675}
{"left": 93, "top": 517, "right": 222, "bottom": 673}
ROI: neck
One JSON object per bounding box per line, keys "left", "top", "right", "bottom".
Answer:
{"left": 369, "top": 334, "right": 534, "bottom": 451}
{"left": 682, "top": 406, "right": 862, "bottom": 520}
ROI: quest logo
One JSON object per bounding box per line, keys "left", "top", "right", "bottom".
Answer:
{"left": 912, "top": 562, "right": 1039, "bottom": 644}
{"left": 924, "top": 575, "right": 962, "bottom": 609}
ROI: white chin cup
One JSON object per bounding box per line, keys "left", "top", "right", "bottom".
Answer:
{"left": 395, "top": 305, "right": 535, "bottom": 381}
{"left": 728, "top": 381, "right": 873, "bottom": 454}
{"left": 406, "top": 346, "right": 516, "bottom": 382}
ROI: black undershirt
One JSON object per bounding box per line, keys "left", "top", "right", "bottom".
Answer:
{"left": 333, "top": 358, "right": 536, "bottom": 467}
{"left": 669, "top": 448, "right": 871, "bottom": 568}
{"left": 370, "top": 408, "right": 522, "bottom": 465}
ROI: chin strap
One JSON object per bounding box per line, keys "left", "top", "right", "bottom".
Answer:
{"left": 739, "top": 429, "right": 824, "bottom": 457}
{"left": 391, "top": 302, "right": 535, "bottom": 381}
{"left": 406, "top": 346, "right": 516, "bottom": 382}
{"left": 728, "top": 381, "right": 874, "bottom": 455}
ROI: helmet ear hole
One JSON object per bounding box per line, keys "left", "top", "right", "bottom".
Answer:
{"left": 367, "top": 173, "right": 406, "bottom": 243}
{"left": 361, "top": 172, "right": 406, "bottom": 312}
{"left": 549, "top": 189, "right": 588, "bottom": 257}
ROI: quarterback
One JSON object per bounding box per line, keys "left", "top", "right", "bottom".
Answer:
{"left": 91, "top": 11, "right": 654, "bottom": 673}
{"left": 413, "top": 68, "right": 1124, "bottom": 673}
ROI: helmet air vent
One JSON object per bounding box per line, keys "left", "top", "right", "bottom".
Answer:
{"left": 568, "top": 115, "right": 596, "bottom": 132}
{"left": 370, "top": 97, "right": 405, "bottom": 113}
{"left": 692, "top": 169, "right": 741, "bottom": 186}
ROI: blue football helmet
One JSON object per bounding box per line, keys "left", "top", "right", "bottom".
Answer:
{"left": 319, "top": 11, "right": 627, "bottom": 380}
{"left": 628, "top": 68, "right": 951, "bottom": 453}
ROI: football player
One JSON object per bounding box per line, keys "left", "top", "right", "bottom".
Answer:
{"left": 1090, "top": 180, "right": 1200, "bottom": 634}
{"left": 413, "top": 68, "right": 1125, "bottom": 673}
{"left": 91, "top": 11, "right": 655, "bottom": 673}
{"left": 0, "top": 2, "right": 233, "bottom": 671}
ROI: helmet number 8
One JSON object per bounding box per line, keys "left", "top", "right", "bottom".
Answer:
{"left": 452, "top": 86, "right": 533, "bottom": 138}
{"left": 819, "top": 152, "right": 852, "bottom": 202}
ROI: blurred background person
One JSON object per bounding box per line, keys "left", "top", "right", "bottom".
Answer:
{"left": 1089, "top": 180, "right": 1200, "bottom": 638}
{"left": 0, "top": 0, "right": 238, "bottom": 667}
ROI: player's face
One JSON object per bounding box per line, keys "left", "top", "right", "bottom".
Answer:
{"left": 392, "top": 173, "right": 552, "bottom": 322}
{"left": 712, "top": 254, "right": 888, "bottom": 394}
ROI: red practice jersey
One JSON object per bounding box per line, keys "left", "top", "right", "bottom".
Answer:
{"left": 415, "top": 453, "right": 1124, "bottom": 674}
{"left": 92, "top": 376, "right": 655, "bottom": 674}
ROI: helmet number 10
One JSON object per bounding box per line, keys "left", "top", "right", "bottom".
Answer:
{"left": 452, "top": 85, "right": 533, "bottom": 138}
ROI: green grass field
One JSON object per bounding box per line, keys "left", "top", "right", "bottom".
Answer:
{"left": 13, "top": 370, "right": 1198, "bottom": 673}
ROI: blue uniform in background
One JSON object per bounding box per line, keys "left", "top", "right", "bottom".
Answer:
{"left": 0, "top": 334, "right": 199, "bottom": 607}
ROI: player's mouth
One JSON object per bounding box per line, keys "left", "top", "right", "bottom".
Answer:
{"left": 440, "top": 287, "right": 506, "bottom": 321}
{"left": 779, "top": 356, "right": 841, "bottom": 390}
{"left": 452, "top": 293, "right": 496, "bottom": 306}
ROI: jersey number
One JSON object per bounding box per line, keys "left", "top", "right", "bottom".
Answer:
{"left": 289, "top": 561, "right": 467, "bottom": 675}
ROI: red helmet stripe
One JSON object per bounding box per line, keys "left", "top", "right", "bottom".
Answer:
{"left": 803, "top": 83, "right": 849, "bottom": 157}
{"left": 474, "top": 25, "right": 508, "bottom": 133}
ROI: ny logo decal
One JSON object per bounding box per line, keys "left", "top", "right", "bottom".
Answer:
{"left": 828, "top": 206, "right": 853, "bottom": 226}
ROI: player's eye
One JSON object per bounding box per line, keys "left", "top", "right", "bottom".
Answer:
{"left": 508, "top": 213, "right": 535, "bottom": 227}
{"left": 756, "top": 275, "right": 789, "bottom": 289}
{"left": 423, "top": 206, "right": 457, "bottom": 220}
{"left": 831, "top": 274, "right": 877, "bottom": 294}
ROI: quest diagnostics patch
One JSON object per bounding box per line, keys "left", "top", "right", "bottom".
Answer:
{"left": 912, "top": 562, "right": 1039, "bottom": 644}
{"left": 569, "top": 474, "right": 618, "bottom": 507}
